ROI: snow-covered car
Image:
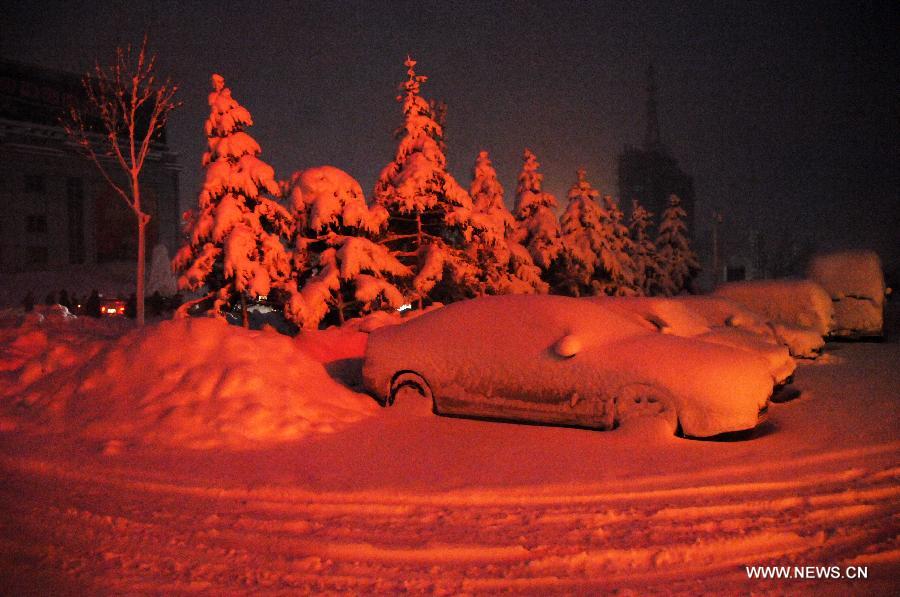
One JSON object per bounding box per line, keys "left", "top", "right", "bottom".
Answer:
{"left": 363, "top": 295, "right": 774, "bottom": 438}
{"left": 594, "top": 297, "right": 796, "bottom": 386}
{"left": 672, "top": 295, "right": 825, "bottom": 359}
{"left": 712, "top": 279, "right": 834, "bottom": 337}
{"left": 807, "top": 250, "right": 888, "bottom": 338}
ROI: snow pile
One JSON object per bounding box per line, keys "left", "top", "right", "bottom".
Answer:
{"left": 713, "top": 279, "right": 834, "bottom": 335}
{"left": 2, "top": 317, "right": 377, "bottom": 449}
{"left": 807, "top": 250, "right": 886, "bottom": 337}
{"left": 0, "top": 306, "right": 125, "bottom": 373}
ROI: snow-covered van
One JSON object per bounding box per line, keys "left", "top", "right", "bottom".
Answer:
{"left": 807, "top": 251, "right": 888, "bottom": 338}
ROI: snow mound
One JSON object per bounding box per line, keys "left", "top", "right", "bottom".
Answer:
{"left": 713, "top": 279, "right": 834, "bottom": 335}
{"left": 3, "top": 318, "right": 377, "bottom": 449}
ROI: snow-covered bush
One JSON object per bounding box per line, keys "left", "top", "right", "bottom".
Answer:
{"left": 173, "top": 74, "right": 293, "bottom": 320}
{"left": 280, "top": 166, "right": 408, "bottom": 329}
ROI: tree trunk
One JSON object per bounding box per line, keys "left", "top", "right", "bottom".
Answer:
{"left": 416, "top": 213, "right": 423, "bottom": 311}
{"left": 241, "top": 293, "right": 249, "bottom": 328}
{"left": 134, "top": 178, "right": 146, "bottom": 327}
{"left": 137, "top": 218, "right": 146, "bottom": 326}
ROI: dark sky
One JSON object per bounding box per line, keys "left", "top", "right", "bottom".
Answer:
{"left": 4, "top": 0, "right": 898, "bottom": 268}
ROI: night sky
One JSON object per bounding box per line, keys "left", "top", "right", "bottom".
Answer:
{"left": 4, "top": 0, "right": 898, "bottom": 269}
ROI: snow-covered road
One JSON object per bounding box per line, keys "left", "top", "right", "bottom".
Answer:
{"left": 1, "top": 339, "right": 898, "bottom": 594}
{"left": 2, "top": 439, "right": 898, "bottom": 594}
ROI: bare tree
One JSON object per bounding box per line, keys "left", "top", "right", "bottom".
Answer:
{"left": 64, "top": 36, "right": 180, "bottom": 325}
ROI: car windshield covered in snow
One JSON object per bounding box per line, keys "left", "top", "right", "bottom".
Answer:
{"left": 363, "top": 295, "right": 775, "bottom": 438}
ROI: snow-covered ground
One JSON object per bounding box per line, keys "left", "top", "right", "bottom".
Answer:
{"left": 1, "top": 303, "right": 898, "bottom": 594}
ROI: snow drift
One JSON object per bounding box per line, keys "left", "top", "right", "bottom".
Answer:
{"left": 2, "top": 316, "right": 377, "bottom": 449}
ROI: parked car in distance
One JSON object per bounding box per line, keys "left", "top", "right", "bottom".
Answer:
{"left": 593, "top": 296, "right": 797, "bottom": 387}
{"left": 363, "top": 295, "right": 774, "bottom": 438}
{"left": 100, "top": 297, "right": 126, "bottom": 317}
{"left": 807, "top": 250, "right": 889, "bottom": 338}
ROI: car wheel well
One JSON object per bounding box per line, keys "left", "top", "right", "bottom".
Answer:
{"left": 614, "top": 383, "right": 680, "bottom": 436}
{"left": 388, "top": 370, "right": 434, "bottom": 408}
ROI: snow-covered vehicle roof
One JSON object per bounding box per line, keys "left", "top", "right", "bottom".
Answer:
{"left": 363, "top": 295, "right": 774, "bottom": 438}
{"left": 670, "top": 295, "right": 823, "bottom": 359}
{"left": 591, "top": 297, "right": 796, "bottom": 386}
{"left": 807, "top": 250, "right": 886, "bottom": 337}
{"left": 712, "top": 279, "right": 834, "bottom": 336}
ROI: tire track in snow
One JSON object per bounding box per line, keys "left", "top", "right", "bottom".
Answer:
{"left": 1, "top": 444, "right": 898, "bottom": 594}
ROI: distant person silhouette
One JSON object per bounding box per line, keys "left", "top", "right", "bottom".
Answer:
{"left": 125, "top": 293, "right": 137, "bottom": 319}
{"left": 85, "top": 290, "right": 102, "bottom": 318}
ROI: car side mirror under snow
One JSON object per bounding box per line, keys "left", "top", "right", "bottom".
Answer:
{"left": 554, "top": 334, "right": 581, "bottom": 358}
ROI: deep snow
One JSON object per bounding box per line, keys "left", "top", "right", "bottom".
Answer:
{"left": 0, "top": 302, "right": 898, "bottom": 594}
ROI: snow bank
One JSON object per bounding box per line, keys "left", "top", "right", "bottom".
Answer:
{"left": 713, "top": 279, "right": 834, "bottom": 335}
{"left": 2, "top": 317, "right": 377, "bottom": 449}
{"left": 807, "top": 251, "right": 886, "bottom": 337}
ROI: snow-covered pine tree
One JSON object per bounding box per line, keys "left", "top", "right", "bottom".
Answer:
{"left": 513, "top": 149, "right": 563, "bottom": 281}
{"left": 599, "top": 194, "right": 639, "bottom": 296}
{"left": 280, "top": 166, "right": 408, "bottom": 329}
{"left": 373, "top": 57, "right": 480, "bottom": 306}
{"left": 173, "top": 74, "right": 293, "bottom": 323}
{"left": 556, "top": 168, "right": 604, "bottom": 296}
{"left": 656, "top": 194, "right": 700, "bottom": 296}
{"left": 628, "top": 199, "right": 661, "bottom": 296}
{"left": 468, "top": 150, "right": 547, "bottom": 295}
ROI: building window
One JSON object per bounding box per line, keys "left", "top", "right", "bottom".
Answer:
{"left": 26, "top": 214, "right": 48, "bottom": 234}
{"left": 24, "top": 174, "right": 45, "bottom": 193}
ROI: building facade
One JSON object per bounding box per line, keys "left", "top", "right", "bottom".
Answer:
{"left": 0, "top": 59, "right": 180, "bottom": 273}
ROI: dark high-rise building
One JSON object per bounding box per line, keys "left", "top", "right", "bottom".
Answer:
{"left": 0, "top": 59, "right": 180, "bottom": 273}
{"left": 617, "top": 65, "right": 695, "bottom": 235}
